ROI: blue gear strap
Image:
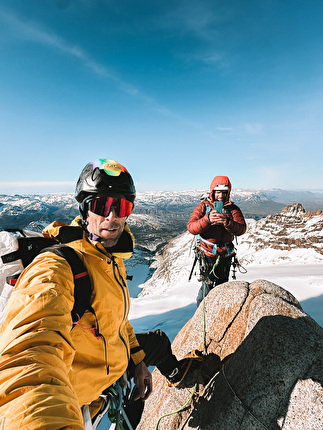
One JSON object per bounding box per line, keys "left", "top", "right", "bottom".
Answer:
{"left": 197, "top": 235, "right": 218, "bottom": 255}
{"left": 197, "top": 235, "right": 235, "bottom": 257}
{"left": 225, "top": 243, "right": 235, "bottom": 257}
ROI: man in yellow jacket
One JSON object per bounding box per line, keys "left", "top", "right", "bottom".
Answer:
{"left": 0, "top": 159, "right": 189, "bottom": 429}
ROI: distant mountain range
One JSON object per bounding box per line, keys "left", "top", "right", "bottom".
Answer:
{"left": 137, "top": 202, "right": 323, "bottom": 303}
{"left": 0, "top": 189, "right": 322, "bottom": 250}
{"left": 238, "top": 202, "right": 323, "bottom": 262}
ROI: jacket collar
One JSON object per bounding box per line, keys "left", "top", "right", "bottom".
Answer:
{"left": 42, "top": 216, "right": 134, "bottom": 260}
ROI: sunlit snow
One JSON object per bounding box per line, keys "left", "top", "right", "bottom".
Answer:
{"left": 129, "top": 228, "right": 323, "bottom": 339}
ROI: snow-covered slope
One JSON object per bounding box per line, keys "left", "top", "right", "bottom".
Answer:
{"left": 129, "top": 204, "right": 323, "bottom": 333}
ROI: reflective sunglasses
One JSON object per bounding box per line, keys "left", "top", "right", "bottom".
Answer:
{"left": 89, "top": 196, "right": 133, "bottom": 218}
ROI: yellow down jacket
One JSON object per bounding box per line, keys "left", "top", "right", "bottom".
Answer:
{"left": 0, "top": 218, "right": 145, "bottom": 429}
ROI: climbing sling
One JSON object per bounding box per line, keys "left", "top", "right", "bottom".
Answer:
{"left": 83, "top": 377, "right": 135, "bottom": 430}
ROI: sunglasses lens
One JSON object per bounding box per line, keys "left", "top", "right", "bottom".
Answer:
{"left": 118, "top": 198, "right": 132, "bottom": 217}
{"left": 90, "top": 197, "right": 133, "bottom": 218}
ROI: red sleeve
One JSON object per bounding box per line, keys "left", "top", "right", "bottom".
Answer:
{"left": 224, "top": 206, "right": 247, "bottom": 236}
{"left": 187, "top": 202, "right": 211, "bottom": 235}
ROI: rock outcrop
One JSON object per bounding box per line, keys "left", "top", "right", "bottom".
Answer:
{"left": 137, "top": 280, "right": 323, "bottom": 430}
{"left": 240, "top": 204, "right": 323, "bottom": 261}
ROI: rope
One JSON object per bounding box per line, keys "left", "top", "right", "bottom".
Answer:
{"left": 202, "top": 282, "right": 207, "bottom": 354}
{"left": 154, "top": 384, "right": 197, "bottom": 430}
{"left": 221, "top": 365, "right": 269, "bottom": 430}
{"left": 154, "top": 286, "right": 206, "bottom": 427}
{"left": 209, "top": 255, "right": 220, "bottom": 279}
{"left": 154, "top": 250, "right": 209, "bottom": 428}
{"left": 166, "top": 357, "right": 196, "bottom": 388}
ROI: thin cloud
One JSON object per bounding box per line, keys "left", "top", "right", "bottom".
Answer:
{"left": 158, "top": 1, "right": 232, "bottom": 41}
{"left": 0, "top": 181, "right": 75, "bottom": 187}
{"left": 0, "top": 7, "right": 118, "bottom": 80}
{"left": 154, "top": 2, "right": 234, "bottom": 71}
{"left": 242, "top": 122, "right": 263, "bottom": 135}
{"left": 217, "top": 126, "right": 234, "bottom": 132}
{"left": 202, "top": 54, "right": 226, "bottom": 66}
{"left": 0, "top": 8, "right": 174, "bottom": 109}
{"left": 179, "top": 50, "right": 231, "bottom": 71}
{"left": 0, "top": 181, "right": 75, "bottom": 193}
{"left": 255, "top": 164, "right": 295, "bottom": 188}
{"left": 1, "top": 7, "right": 207, "bottom": 125}
{"left": 0, "top": 7, "right": 227, "bottom": 138}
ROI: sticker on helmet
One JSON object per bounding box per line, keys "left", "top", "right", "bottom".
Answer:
{"left": 98, "top": 159, "right": 127, "bottom": 176}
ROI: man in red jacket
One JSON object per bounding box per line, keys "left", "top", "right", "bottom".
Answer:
{"left": 187, "top": 176, "right": 246, "bottom": 305}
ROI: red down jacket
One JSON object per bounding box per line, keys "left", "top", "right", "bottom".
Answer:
{"left": 187, "top": 198, "right": 246, "bottom": 257}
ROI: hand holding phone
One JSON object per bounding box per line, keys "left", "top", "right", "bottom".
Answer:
{"left": 213, "top": 201, "right": 223, "bottom": 213}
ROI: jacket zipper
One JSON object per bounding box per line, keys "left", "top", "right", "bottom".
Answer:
{"left": 111, "top": 257, "right": 130, "bottom": 362}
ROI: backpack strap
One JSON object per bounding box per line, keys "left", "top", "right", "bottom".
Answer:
{"left": 41, "top": 244, "right": 108, "bottom": 373}
{"left": 1, "top": 236, "right": 57, "bottom": 267}
{"left": 40, "top": 244, "right": 94, "bottom": 325}
{"left": 203, "top": 200, "right": 213, "bottom": 215}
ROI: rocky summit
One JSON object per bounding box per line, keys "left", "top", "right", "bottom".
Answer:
{"left": 137, "top": 280, "right": 323, "bottom": 430}
{"left": 239, "top": 204, "right": 323, "bottom": 265}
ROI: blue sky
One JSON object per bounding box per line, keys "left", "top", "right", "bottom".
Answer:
{"left": 1, "top": 0, "right": 323, "bottom": 193}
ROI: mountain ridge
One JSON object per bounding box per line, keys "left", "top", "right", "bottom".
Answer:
{"left": 1, "top": 189, "right": 322, "bottom": 251}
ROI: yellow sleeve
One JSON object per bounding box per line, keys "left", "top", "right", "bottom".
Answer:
{"left": 0, "top": 253, "right": 84, "bottom": 429}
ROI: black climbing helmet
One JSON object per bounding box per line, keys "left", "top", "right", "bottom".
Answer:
{"left": 75, "top": 159, "right": 136, "bottom": 219}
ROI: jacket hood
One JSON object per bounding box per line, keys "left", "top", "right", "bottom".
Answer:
{"left": 209, "top": 175, "right": 232, "bottom": 202}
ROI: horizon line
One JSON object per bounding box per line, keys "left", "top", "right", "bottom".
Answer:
{"left": 0, "top": 184, "right": 323, "bottom": 195}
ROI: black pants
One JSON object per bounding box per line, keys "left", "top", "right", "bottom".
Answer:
{"left": 124, "top": 330, "right": 179, "bottom": 429}
{"left": 129, "top": 329, "right": 179, "bottom": 378}
{"left": 196, "top": 255, "right": 232, "bottom": 306}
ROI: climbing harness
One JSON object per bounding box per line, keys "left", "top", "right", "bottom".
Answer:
{"left": 231, "top": 254, "right": 247, "bottom": 280}
{"left": 196, "top": 249, "right": 221, "bottom": 291}
{"left": 188, "top": 253, "right": 198, "bottom": 281}
{"left": 83, "top": 378, "right": 134, "bottom": 430}
{"left": 188, "top": 246, "right": 220, "bottom": 286}
{"left": 196, "top": 234, "right": 235, "bottom": 257}
{"left": 106, "top": 381, "right": 134, "bottom": 430}
{"left": 188, "top": 234, "right": 247, "bottom": 285}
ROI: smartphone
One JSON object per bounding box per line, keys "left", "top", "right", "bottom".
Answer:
{"left": 213, "top": 201, "right": 223, "bottom": 213}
